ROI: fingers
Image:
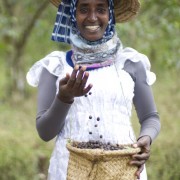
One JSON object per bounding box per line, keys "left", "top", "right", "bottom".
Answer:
{"left": 67, "top": 65, "right": 79, "bottom": 87}
{"left": 59, "top": 73, "right": 70, "bottom": 86}
{"left": 131, "top": 153, "right": 147, "bottom": 166}
{"left": 60, "top": 65, "right": 92, "bottom": 97}
{"left": 67, "top": 65, "right": 86, "bottom": 87}
{"left": 136, "top": 165, "right": 144, "bottom": 179}
{"left": 81, "top": 71, "right": 89, "bottom": 87}
{"left": 132, "top": 136, "right": 151, "bottom": 165}
{"left": 130, "top": 137, "right": 151, "bottom": 179}
{"left": 131, "top": 148, "right": 150, "bottom": 166}
{"left": 130, "top": 159, "right": 146, "bottom": 167}
{"left": 83, "top": 83, "right": 93, "bottom": 94}
{"left": 131, "top": 136, "right": 151, "bottom": 165}
{"left": 67, "top": 66, "right": 91, "bottom": 91}
{"left": 136, "top": 136, "right": 151, "bottom": 148}
{"left": 132, "top": 152, "right": 150, "bottom": 161}
{"left": 73, "top": 66, "right": 87, "bottom": 89}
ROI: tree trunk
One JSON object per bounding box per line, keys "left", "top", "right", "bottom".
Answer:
{"left": 3, "top": 0, "right": 50, "bottom": 100}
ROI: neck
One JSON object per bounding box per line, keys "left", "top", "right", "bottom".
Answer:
{"left": 70, "top": 33, "right": 121, "bottom": 65}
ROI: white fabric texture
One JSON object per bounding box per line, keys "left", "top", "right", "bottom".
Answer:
{"left": 26, "top": 47, "right": 154, "bottom": 180}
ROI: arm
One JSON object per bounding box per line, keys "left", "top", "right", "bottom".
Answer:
{"left": 124, "top": 60, "right": 161, "bottom": 142}
{"left": 37, "top": 66, "right": 92, "bottom": 141}
{"left": 124, "top": 60, "right": 161, "bottom": 178}
{"left": 37, "top": 68, "right": 72, "bottom": 141}
{"left": 133, "top": 62, "right": 160, "bottom": 142}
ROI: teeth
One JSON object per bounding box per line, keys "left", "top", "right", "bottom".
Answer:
{"left": 85, "top": 26, "right": 99, "bottom": 30}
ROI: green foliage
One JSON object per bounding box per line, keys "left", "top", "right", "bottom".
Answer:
{"left": 0, "top": 0, "right": 180, "bottom": 179}
{"left": 132, "top": 70, "right": 180, "bottom": 179}
{"left": 0, "top": 0, "right": 70, "bottom": 99}
{"left": 0, "top": 137, "right": 36, "bottom": 180}
{"left": 147, "top": 144, "right": 180, "bottom": 180}
{"left": 0, "top": 0, "right": 179, "bottom": 99}
{"left": 0, "top": 97, "right": 53, "bottom": 180}
{"left": 116, "top": 0, "right": 180, "bottom": 69}
{"left": 147, "top": 71, "right": 180, "bottom": 179}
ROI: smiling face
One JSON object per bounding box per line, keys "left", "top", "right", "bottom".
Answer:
{"left": 76, "top": 0, "right": 109, "bottom": 42}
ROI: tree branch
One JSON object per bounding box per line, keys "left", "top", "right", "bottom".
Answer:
{"left": 14, "top": 0, "right": 50, "bottom": 60}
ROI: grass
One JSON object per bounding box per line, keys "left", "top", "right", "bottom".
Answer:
{"left": 0, "top": 94, "right": 53, "bottom": 180}
{"left": 0, "top": 69, "right": 180, "bottom": 180}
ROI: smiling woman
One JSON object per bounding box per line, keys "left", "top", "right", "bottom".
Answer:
{"left": 26, "top": 0, "right": 161, "bottom": 179}
{"left": 76, "top": 0, "right": 109, "bottom": 41}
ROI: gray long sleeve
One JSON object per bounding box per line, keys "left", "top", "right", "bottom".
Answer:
{"left": 124, "top": 60, "right": 161, "bottom": 141}
{"left": 37, "top": 68, "right": 71, "bottom": 141}
{"left": 37, "top": 61, "right": 160, "bottom": 142}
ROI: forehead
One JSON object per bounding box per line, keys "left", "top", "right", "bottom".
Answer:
{"left": 77, "top": 0, "right": 109, "bottom": 6}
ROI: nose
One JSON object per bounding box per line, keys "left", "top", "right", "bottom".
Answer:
{"left": 88, "top": 11, "right": 97, "bottom": 22}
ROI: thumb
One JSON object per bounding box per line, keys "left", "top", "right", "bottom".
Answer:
{"left": 132, "top": 138, "right": 145, "bottom": 148}
{"left": 59, "top": 73, "right": 70, "bottom": 85}
{"left": 132, "top": 143, "right": 138, "bottom": 148}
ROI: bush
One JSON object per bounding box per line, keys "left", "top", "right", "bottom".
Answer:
{"left": 0, "top": 131, "right": 52, "bottom": 180}
{"left": 0, "top": 99, "right": 52, "bottom": 180}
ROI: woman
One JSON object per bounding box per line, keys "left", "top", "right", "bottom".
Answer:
{"left": 27, "top": 0, "right": 161, "bottom": 179}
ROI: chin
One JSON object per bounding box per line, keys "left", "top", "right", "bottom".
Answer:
{"left": 85, "top": 36, "right": 103, "bottom": 42}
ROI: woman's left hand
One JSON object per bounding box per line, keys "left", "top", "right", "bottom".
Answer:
{"left": 130, "top": 135, "right": 151, "bottom": 179}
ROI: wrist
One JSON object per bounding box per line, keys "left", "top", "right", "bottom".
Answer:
{"left": 138, "top": 135, "right": 152, "bottom": 145}
{"left": 57, "top": 94, "right": 74, "bottom": 104}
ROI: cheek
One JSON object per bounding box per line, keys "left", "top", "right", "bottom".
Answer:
{"left": 76, "top": 20, "right": 81, "bottom": 30}
{"left": 104, "top": 18, "right": 109, "bottom": 28}
{"left": 76, "top": 16, "right": 84, "bottom": 28}
{"left": 103, "top": 14, "right": 109, "bottom": 27}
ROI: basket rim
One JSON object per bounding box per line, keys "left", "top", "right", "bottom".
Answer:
{"left": 66, "top": 142, "right": 141, "bottom": 157}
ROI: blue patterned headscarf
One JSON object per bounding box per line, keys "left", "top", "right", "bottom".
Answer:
{"left": 52, "top": 0, "right": 115, "bottom": 44}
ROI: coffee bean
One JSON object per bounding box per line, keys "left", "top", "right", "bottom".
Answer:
{"left": 89, "top": 140, "right": 95, "bottom": 143}
{"left": 72, "top": 141, "right": 129, "bottom": 151}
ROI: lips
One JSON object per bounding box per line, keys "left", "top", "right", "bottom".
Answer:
{"left": 85, "top": 26, "right": 100, "bottom": 31}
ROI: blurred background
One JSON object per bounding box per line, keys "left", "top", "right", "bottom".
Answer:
{"left": 0, "top": 0, "right": 180, "bottom": 179}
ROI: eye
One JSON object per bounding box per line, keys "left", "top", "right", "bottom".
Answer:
{"left": 79, "top": 8, "right": 88, "bottom": 14}
{"left": 97, "top": 8, "right": 107, "bottom": 14}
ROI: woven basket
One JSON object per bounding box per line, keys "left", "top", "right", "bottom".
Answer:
{"left": 66, "top": 142, "right": 141, "bottom": 180}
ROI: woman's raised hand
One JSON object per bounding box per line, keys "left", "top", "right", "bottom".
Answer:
{"left": 57, "top": 65, "right": 93, "bottom": 103}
